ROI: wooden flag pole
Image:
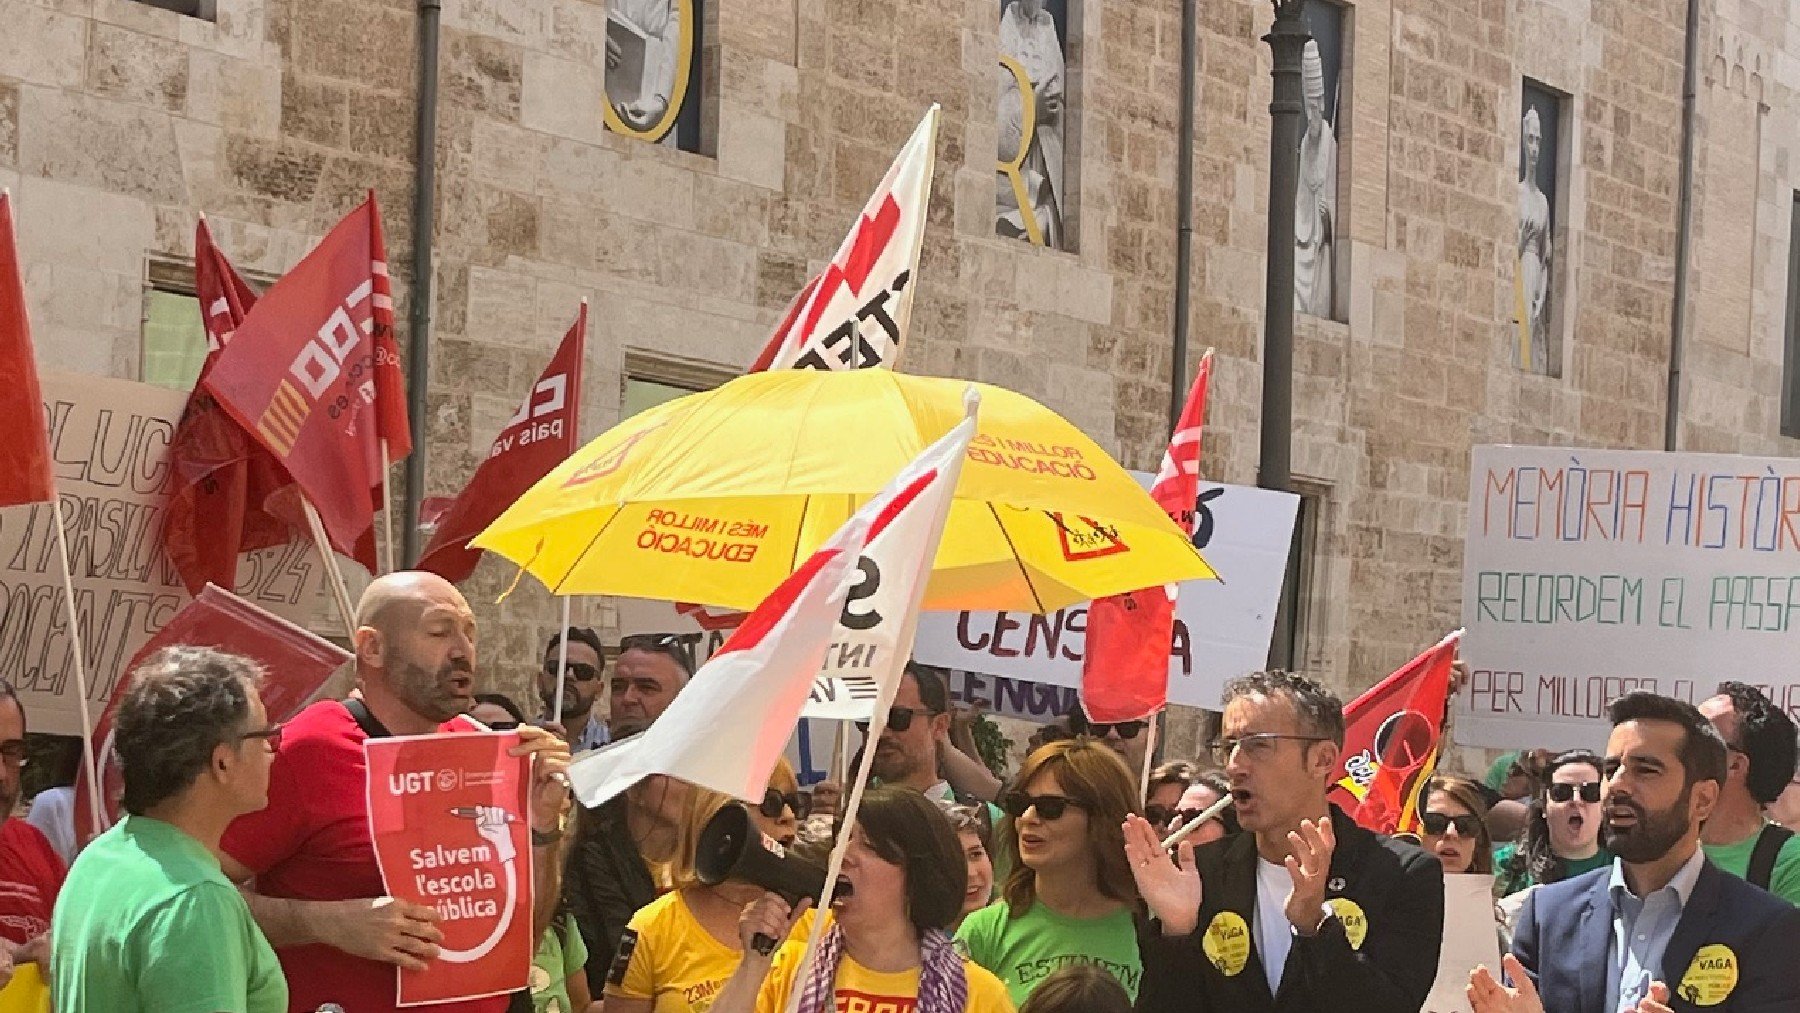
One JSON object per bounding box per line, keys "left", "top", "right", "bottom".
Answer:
{"left": 1139, "top": 715, "right": 1159, "bottom": 803}
{"left": 301, "top": 500, "right": 359, "bottom": 640}
{"left": 48, "top": 497, "right": 107, "bottom": 836}
{"left": 379, "top": 438, "right": 397, "bottom": 574}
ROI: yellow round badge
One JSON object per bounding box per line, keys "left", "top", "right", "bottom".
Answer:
{"left": 1202, "top": 911, "right": 1251, "bottom": 977}
{"left": 1676, "top": 944, "right": 1738, "bottom": 1007}
{"left": 1327, "top": 898, "right": 1369, "bottom": 950}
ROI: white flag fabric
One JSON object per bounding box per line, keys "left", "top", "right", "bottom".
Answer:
{"left": 567, "top": 395, "right": 976, "bottom": 809}
{"left": 799, "top": 404, "right": 976, "bottom": 721}
{"left": 756, "top": 106, "right": 939, "bottom": 372}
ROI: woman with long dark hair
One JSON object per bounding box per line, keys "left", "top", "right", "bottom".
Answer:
{"left": 955, "top": 738, "right": 1141, "bottom": 1007}
{"left": 711, "top": 786, "right": 1013, "bottom": 1013}
{"left": 1494, "top": 749, "right": 1608, "bottom": 897}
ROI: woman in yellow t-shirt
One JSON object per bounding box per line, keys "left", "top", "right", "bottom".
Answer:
{"left": 711, "top": 786, "right": 1016, "bottom": 1013}
{"left": 603, "top": 759, "right": 805, "bottom": 1013}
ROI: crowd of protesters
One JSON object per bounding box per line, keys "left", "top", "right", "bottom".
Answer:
{"left": 0, "top": 570, "right": 1797, "bottom": 1011}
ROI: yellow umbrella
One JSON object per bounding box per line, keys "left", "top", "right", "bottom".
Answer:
{"left": 473, "top": 369, "right": 1217, "bottom": 613}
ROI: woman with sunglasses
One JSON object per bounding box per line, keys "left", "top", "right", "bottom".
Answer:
{"left": 1418, "top": 776, "right": 1492, "bottom": 875}
{"left": 939, "top": 802, "right": 997, "bottom": 930}
{"left": 604, "top": 760, "right": 806, "bottom": 1013}
{"left": 1493, "top": 749, "right": 1608, "bottom": 897}
{"left": 955, "top": 739, "right": 1141, "bottom": 1007}
{"left": 713, "top": 786, "right": 1012, "bottom": 1013}
{"left": 1142, "top": 761, "right": 1196, "bottom": 832}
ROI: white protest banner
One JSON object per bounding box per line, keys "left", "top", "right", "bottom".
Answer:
{"left": 913, "top": 478, "right": 1298, "bottom": 710}
{"left": 0, "top": 372, "right": 335, "bottom": 736}
{"left": 1424, "top": 874, "right": 1501, "bottom": 1013}
{"left": 1457, "top": 445, "right": 1800, "bottom": 750}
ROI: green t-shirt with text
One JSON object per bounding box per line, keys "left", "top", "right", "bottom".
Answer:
{"left": 50, "top": 814, "right": 287, "bottom": 1013}
{"left": 1703, "top": 825, "right": 1800, "bottom": 906}
{"left": 955, "top": 898, "right": 1141, "bottom": 1007}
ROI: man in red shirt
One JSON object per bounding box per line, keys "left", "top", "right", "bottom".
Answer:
{"left": 221, "top": 571, "right": 572, "bottom": 1013}
{"left": 0, "top": 680, "right": 62, "bottom": 978}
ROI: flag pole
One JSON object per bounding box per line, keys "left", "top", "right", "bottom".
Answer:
{"left": 301, "top": 500, "right": 358, "bottom": 640}
{"left": 379, "top": 438, "right": 397, "bottom": 574}
{"left": 1139, "top": 714, "right": 1159, "bottom": 802}
{"left": 49, "top": 497, "right": 107, "bottom": 835}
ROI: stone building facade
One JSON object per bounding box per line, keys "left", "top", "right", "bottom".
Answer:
{"left": 2, "top": 0, "right": 1796, "bottom": 758}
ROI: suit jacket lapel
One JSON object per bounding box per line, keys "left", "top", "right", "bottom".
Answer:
{"left": 1660, "top": 861, "right": 1719, "bottom": 1011}
{"left": 1572, "top": 873, "right": 1612, "bottom": 1013}
{"left": 1217, "top": 833, "right": 1276, "bottom": 1006}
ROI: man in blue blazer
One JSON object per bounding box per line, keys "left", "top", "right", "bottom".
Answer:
{"left": 1469, "top": 692, "right": 1800, "bottom": 1013}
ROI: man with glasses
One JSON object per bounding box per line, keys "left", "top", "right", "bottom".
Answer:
{"left": 1069, "top": 705, "right": 1151, "bottom": 780}
{"left": 52, "top": 647, "right": 286, "bottom": 1011}
{"left": 1698, "top": 682, "right": 1800, "bottom": 903}
{"left": 1125, "top": 669, "right": 1444, "bottom": 1013}
{"left": 867, "top": 663, "right": 956, "bottom": 799}
{"left": 542, "top": 627, "right": 609, "bottom": 752}
{"left": 609, "top": 633, "right": 693, "bottom": 739}
{"left": 0, "top": 678, "right": 59, "bottom": 979}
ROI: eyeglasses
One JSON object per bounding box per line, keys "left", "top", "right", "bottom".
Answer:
{"left": 1208, "top": 733, "right": 1329, "bottom": 765}
{"left": 1144, "top": 803, "right": 1176, "bottom": 826}
{"left": 759, "top": 789, "right": 809, "bottom": 819}
{"left": 485, "top": 720, "right": 521, "bottom": 731}
{"left": 1083, "top": 720, "right": 1146, "bottom": 740}
{"left": 545, "top": 661, "right": 600, "bottom": 682}
{"left": 1546, "top": 781, "right": 1602, "bottom": 804}
{"left": 1000, "top": 792, "right": 1088, "bottom": 821}
{"left": 238, "top": 723, "right": 284, "bottom": 754}
{"left": 1420, "top": 812, "right": 1482, "bottom": 837}
{"left": 855, "top": 707, "right": 940, "bottom": 734}
{"left": 0, "top": 742, "right": 26, "bottom": 769}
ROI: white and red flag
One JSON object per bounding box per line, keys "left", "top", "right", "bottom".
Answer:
{"left": 1079, "top": 350, "right": 1214, "bottom": 723}
{"left": 203, "top": 194, "right": 409, "bottom": 569}
{"left": 0, "top": 192, "right": 54, "bottom": 509}
{"left": 567, "top": 401, "right": 976, "bottom": 808}
{"left": 750, "top": 105, "right": 938, "bottom": 372}
{"left": 418, "top": 304, "right": 586, "bottom": 584}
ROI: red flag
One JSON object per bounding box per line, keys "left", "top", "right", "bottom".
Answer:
{"left": 73, "top": 584, "right": 353, "bottom": 843}
{"left": 0, "top": 192, "right": 54, "bottom": 508}
{"left": 161, "top": 220, "right": 305, "bottom": 594}
{"left": 203, "top": 196, "right": 402, "bottom": 567}
{"left": 1079, "top": 352, "right": 1213, "bottom": 723}
{"left": 417, "top": 305, "right": 586, "bottom": 583}
{"left": 1329, "top": 630, "right": 1463, "bottom": 835}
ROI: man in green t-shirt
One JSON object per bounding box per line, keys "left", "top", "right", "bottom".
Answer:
{"left": 1699, "top": 682, "right": 1800, "bottom": 904}
{"left": 51, "top": 646, "right": 288, "bottom": 1012}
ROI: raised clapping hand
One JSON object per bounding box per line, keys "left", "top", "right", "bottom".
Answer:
{"left": 1468, "top": 955, "right": 1678, "bottom": 1013}
{"left": 1282, "top": 817, "right": 1335, "bottom": 935}
{"left": 1122, "top": 813, "right": 1202, "bottom": 936}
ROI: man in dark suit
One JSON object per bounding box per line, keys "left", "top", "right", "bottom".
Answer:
{"left": 1469, "top": 691, "right": 1800, "bottom": 1013}
{"left": 1127, "top": 669, "right": 1445, "bottom": 1012}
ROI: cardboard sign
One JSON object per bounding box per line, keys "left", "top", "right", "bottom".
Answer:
{"left": 912, "top": 479, "right": 1298, "bottom": 709}
{"left": 1424, "top": 874, "right": 1502, "bottom": 1013}
{"left": 0, "top": 372, "right": 333, "bottom": 737}
{"left": 1457, "top": 446, "right": 1800, "bottom": 750}
{"left": 365, "top": 732, "right": 534, "bottom": 1006}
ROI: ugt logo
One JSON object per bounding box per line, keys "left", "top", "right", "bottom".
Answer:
{"left": 256, "top": 273, "right": 384, "bottom": 456}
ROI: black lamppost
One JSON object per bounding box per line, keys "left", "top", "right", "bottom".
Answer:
{"left": 1262, "top": 0, "right": 1311, "bottom": 670}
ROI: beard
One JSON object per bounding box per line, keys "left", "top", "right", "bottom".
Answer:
{"left": 393, "top": 658, "right": 473, "bottom": 722}
{"left": 1599, "top": 786, "right": 1692, "bottom": 864}
{"left": 870, "top": 742, "right": 924, "bottom": 785}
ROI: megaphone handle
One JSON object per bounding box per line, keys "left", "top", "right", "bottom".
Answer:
{"left": 751, "top": 932, "right": 778, "bottom": 956}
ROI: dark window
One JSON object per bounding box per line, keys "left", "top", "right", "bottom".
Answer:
{"left": 135, "top": 0, "right": 216, "bottom": 20}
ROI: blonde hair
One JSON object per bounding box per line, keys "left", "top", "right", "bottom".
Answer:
{"left": 669, "top": 756, "right": 799, "bottom": 890}
{"left": 1000, "top": 739, "right": 1139, "bottom": 915}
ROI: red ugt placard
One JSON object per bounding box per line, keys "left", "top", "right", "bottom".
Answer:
{"left": 365, "top": 732, "right": 533, "bottom": 1007}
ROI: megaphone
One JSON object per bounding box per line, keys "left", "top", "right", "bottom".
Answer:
{"left": 695, "top": 803, "right": 837, "bottom": 954}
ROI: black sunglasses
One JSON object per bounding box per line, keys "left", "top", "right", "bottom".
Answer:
{"left": 759, "top": 789, "right": 809, "bottom": 820}
{"left": 1079, "top": 720, "right": 1146, "bottom": 740}
{"left": 1420, "top": 812, "right": 1482, "bottom": 837}
{"left": 485, "top": 720, "right": 521, "bottom": 731}
{"left": 1144, "top": 803, "right": 1176, "bottom": 826}
{"left": 1546, "top": 781, "right": 1602, "bottom": 804}
{"left": 855, "top": 706, "right": 940, "bottom": 734}
{"left": 1001, "top": 792, "right": 1088, "bottom": 821}
{"left": 545, "top": 661, "right": 601, "bottom": 682}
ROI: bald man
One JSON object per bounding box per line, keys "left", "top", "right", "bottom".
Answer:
{"left": 220, "top": 572, "right": 572, "bottom": 1013}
